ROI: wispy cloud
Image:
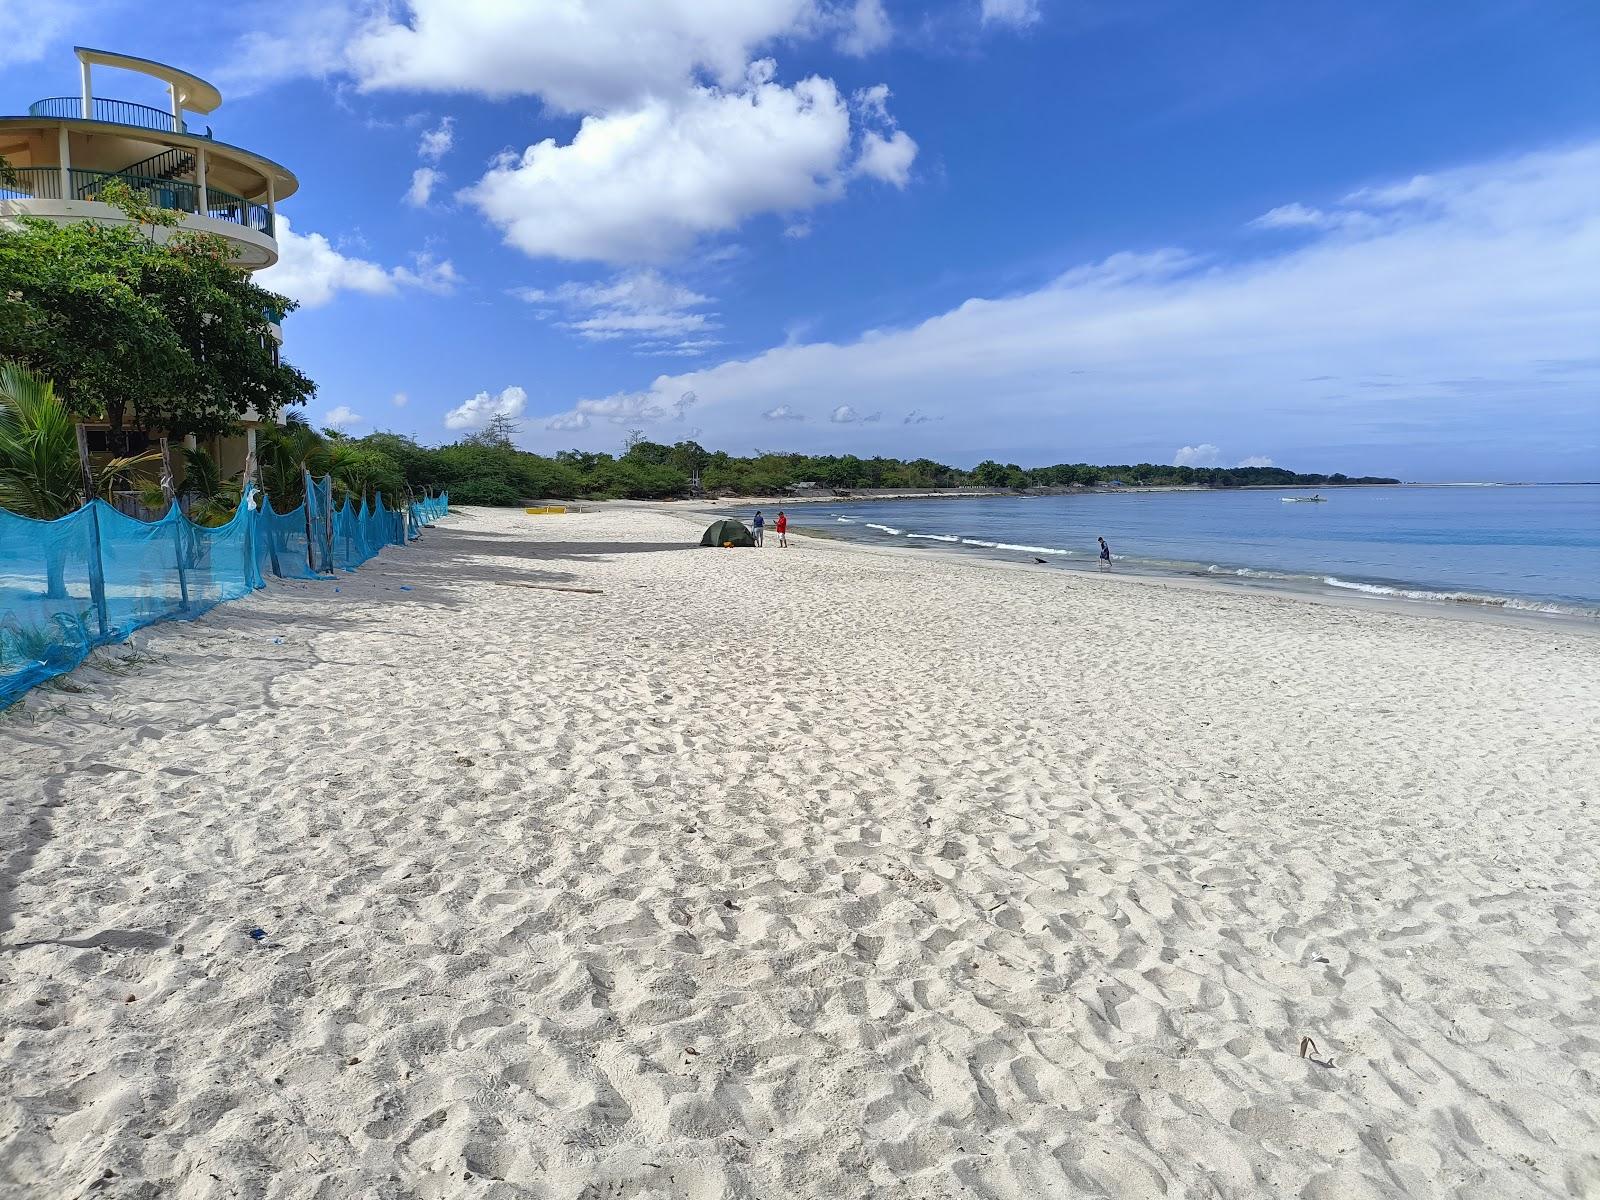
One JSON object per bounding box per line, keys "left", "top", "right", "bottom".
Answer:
{"left": 542, "top": 389, "right": 697, "bottom": 432}
{"left": 522, "top": 142, "right": 1600, "bottom": 477}
{"left": 980, "top": 0, "right": 1042, "bottom": 29}
{"left": 830, "top": 404, "right": 881, "bottom": 423}
{"left": 837, "top": 0, "right": 892, "bottom": 56}
{"left": 418, "top": 116, "right": 455, "bottom": 162}
{"left": 0, "top": 0, "right": 84, "bottom": 62}
{"left": 513, "top": 270, "right": 721, "bottom": 355}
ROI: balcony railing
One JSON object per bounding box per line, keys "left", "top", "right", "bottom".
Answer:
{"left": 0, "top": 167, "right": 273, "bottom": 238}
{"left": 28, "top": 96, "right": 191, "bottom": 135}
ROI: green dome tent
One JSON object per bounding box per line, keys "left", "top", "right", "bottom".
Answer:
{"left": 701, "top": 519, "right": 756, "bottom": 547}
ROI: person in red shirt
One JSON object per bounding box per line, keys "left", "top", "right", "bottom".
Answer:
{"left": 775, "top": 510, "right": 789, "bottom": 548}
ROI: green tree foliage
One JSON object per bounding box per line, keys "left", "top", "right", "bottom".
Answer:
{"left": 337, "top": 427, "right": 1396, "bottom": 505}
{"left": 0, "top": 180, "right": 314, "bottom": 445}
{"left": 250, "top": 414, "right": 409, "bottom": 513}
{"left": 0, "top": 362, "right": 154, "bottom": 520}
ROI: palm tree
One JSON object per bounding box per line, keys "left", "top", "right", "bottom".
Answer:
{"left": 0, "top": 361, "right": 157, "bottom": 596}
{"left": 256, "top": 412, "right": 324, "bottom": 509}
{"left": 174, "top": 445, "right": 242, "bottom": 526}
{"left": 0, "top": 363, "right": 155, "bottom": 519}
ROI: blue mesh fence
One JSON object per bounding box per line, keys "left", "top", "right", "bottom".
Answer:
{"left": 0, "top": 485, "right": 448, "bottom": 706}
{"left": 412, "top": 495, "right": 448, "bottom": 527}
{"left": 305, "top": 472, "right": 334, "bottom": 574}
{"left": 258, "top": 495, "right": 319, "bottom": 581}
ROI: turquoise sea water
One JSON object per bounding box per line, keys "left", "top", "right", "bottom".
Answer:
{"left": 780, "top": 485, "right": 1600, "bottom": 617}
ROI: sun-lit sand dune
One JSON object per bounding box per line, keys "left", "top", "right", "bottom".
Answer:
{"left": 2, "top": 506, "right": 1596, "bottom": 1199}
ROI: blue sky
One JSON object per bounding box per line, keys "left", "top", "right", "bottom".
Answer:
{"left": 6, "top": 0, "right": 1598, "bottom": 480}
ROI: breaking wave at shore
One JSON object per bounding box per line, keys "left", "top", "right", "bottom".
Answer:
{"left": 806, "top": 508, "right": 1599, "bottom": 621}
{"left": 1319, "top": 576, "right": 1587, "bottom": 615}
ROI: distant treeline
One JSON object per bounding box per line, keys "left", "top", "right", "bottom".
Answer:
{"left": 345, "top": 424, "right": 1397, "bottom": 505}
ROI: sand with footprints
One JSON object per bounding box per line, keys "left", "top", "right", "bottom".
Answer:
{"left": 2, "top": 505, "right": 1596, "bottom": 1198}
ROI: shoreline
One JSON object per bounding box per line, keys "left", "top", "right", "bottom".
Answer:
{"left": 679, "top": 481, "right": 1403, "bottom": 505}
{"left": 634, "top": 502, "right": 1600, "bottom": 632}
{"left": 790, "top": 521, "right": 1600, "bottom": 629}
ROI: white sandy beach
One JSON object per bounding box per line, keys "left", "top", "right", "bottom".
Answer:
{"left": 1, "top": 505, "right": 1596, "bottom": 1200}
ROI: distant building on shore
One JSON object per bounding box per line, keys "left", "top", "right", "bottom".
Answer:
{"left": 0, "top": 47, "right": 298, "bottom": 489}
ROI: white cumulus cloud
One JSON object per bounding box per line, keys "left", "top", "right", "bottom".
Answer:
{"left": 323, "top": 405, "right": 364, "bottom": 429}
{"left": 851, "top": 85, "right": 917, "bottom": 187}
{"left": 225, "top": 2, "right": 917, "bottom": 264}
{"left": 392, "top": 392, "right": 409, "bottom": 408}
{"left": 405, "top": 167, "right": 443, "bottom": 207}
{"left": 856, "top": 129, "right": 918, "bottom": 188}
{"left": 445, "top": 385, "right": 528, "bottom": 431}
{"left": 462, "top": 63, "right": 867, "bottom": 264}
{"left": 346, "top": 0, "right": 817, "bottom": 111}
{"left": 1174, "top": 443, "right": 1223, "bottom": 467}
{"left": 1237, "top": 455, "right": 1275, "bottom": 468}
{"left": 764, "top": 405, "right": 805, "bottom": 421}
{"left": 258, "top": 216, "right": 459, "bottom": 308}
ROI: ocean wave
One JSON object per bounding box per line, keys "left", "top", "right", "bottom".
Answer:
{"left": 906, "top": 533, "right": 960, "bottom": 542}
{"left": 995, "top": 542, "right": 1075, "bottom": 556}
{"left": 864, "top": 523, "right": 903, "bottom": 535}
{"left": 1321, "top": 577, "right": 1590, "bottom": 615}
{"left": 835, "top": 517, "right": 859, "bottom": 524}
{"left": 1206, "top": 565, "right": 1282, "bottom": 579}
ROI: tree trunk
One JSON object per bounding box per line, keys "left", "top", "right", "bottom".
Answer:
{"left": 45, "top": 548, "right": 68, "bottom": 600}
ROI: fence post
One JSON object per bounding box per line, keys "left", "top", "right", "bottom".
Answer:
{"left": 324, "top": 480, "right": 335, "bottom": 573}
{"left": 159, "top": 436, "right": 191, "bottom": 610}
{"left": 73, "top": 423, "right": 110, "bottom": 640}
{"left": 302, "top": 466, "right": 316, "bottom": 575}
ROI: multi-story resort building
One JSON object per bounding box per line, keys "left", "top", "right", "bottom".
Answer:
{"left": 0, "top": 47, "right": 299, "bottom": 489}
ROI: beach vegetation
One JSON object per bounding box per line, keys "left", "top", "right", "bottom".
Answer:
{"left": 315, "top": 429, "right": 1396, "bottom": 504}
{"left": 0, "top": 362, "right": 157, "bottom": 519}
{"left": 0, "top": 180, "right": 314, "bottom": 449}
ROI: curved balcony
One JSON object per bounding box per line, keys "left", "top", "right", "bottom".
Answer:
{"left": 28, "top": 95, "right": 192, "bottom": 134}
{"left": 1, "top": 166, "right": 272, "bottom": 237}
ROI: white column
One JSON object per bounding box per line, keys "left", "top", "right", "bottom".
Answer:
{"left": 266, "top": 177, "right": 277, "bottom": 236}
{"left": 169, "top": 84, "right": 182, "bottom": 126}
{"left": 57, "top": 127, "right": 70, "bottom": 199}
{"left": 80, "top": 62, "right": 92, "bottom": 119}
{"left": 183, "top": 434, "right": 197, "bottom": 451}
{"left": 195, "top": 147, "right": 208, "bottom": 212}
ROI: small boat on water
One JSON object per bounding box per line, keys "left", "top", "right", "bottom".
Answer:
{"left": 1282, "top": 494, "right": 1328, "bottom": 503}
